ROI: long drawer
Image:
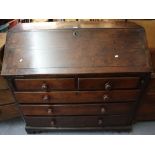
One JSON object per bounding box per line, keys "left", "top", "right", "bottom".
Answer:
{"left": 20, "top": 102, "right": 134, "bottom": 116}
{"left": 78, "top": 77, "right": 140, "bottom": 90}
{"left": 0, "top": 89, "right": 15, "bottom": 105}
{"left": 15, "top": 90, "right": 140, "bottom": 104}
{"left": 25, "top": 115, "right": 130, "bottom": 127}
{"left": 0, "top": 103, "right": 19, "bottom": 121}
{"left": 14, "top": 78, "right": 76, "bottom": 91}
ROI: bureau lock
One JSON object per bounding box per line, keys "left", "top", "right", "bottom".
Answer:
{"left": 73, "top": 31, "right": 79, "bottom": 37}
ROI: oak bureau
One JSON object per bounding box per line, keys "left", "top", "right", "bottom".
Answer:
{"left": 1, "top": 21, "right": 152, "bottom": 133}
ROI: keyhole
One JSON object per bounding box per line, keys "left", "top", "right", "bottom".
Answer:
{"left": 73, "top": 31, "right": 79, "bottom": 37}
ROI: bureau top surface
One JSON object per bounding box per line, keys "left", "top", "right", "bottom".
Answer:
{"left": 1, "top": 21, "right": 152, "bottom": 76}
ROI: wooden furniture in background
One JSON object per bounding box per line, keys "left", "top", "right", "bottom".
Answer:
{"left": 127, "top": 20, "right": 155, "bottom": 121}
{"left": 136, "top": 49, "right": 155, "bottom": 121}
{"left": 1, "top": 22, "right": 151, "bottom": 133}
{"left": 0, "top": 33, "right": 19, "bottom": 121}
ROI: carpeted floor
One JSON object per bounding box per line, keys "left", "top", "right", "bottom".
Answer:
{"left": 0, "top": 118, "right": 155, "bottom": 135}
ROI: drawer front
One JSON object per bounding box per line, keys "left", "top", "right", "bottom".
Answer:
{"left": 25, "top": 115, "right": 130, "bottom": 127}
{"left": 0, "top": 103, "right": 19, "bottom": 121}
{"left": 0, "top": 76, "right": 9, "bottom": 90}
{"left": 20, "top": 102, "right": 134, "bottom": 116}
{"left": 0, "top": 90, "right": 15, "bottom": 105}
{"left": 14, "top": 78, "right": 76, "bottom": 91}
{"left": 15, "top": 90, "right": 140, "bottom": 104}
{"left": 78, "top": 77, "right": 140, "bottom": 90}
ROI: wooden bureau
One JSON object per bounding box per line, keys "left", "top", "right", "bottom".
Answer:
{"left": 1, "top": 21, "right": 151, "bottom": 133}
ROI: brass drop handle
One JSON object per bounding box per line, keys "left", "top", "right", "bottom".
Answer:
{"left": 43, "top": 95, "right": 49, "bottom": 102}
{"left": 47, "top": 108, "right": 53, "bottom": 114}
{"left": 103, "top": 94, "right": 109, "bottom": 102}
{"left": 105, "top": 82, "right": 112, "bottom": 91}
{"left": 98, "top": 119, "right": 103, "bottom": 125}
{"left": 50, "top": 120, "right": 55, "bottom": 126}
{"left": 101, "top": 107, "right": 106, "bottom": 114}
{"left": 41, "top": 83, "right": 48, "bottom": 90}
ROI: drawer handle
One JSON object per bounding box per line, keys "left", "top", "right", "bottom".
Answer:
{"left": 43, "top": 95, "right": 49, "bottom": 102}
{"left": 98, "top": 119, "right": 103, "bottom": 125}
{"left": 105, "top": 82, "right": 112, "bottom": 91}
{"left": 101, "top": 107, "right": 106, "bottom": 114}
{"left": 50, "top": 120, "right": 55, "bottom": 126}
{"left": 47, "top": 108, "right": 53, "bottom": 114}
{"left": 41, "top": 83, "right": 48, "bottom": 90}
{"left": 103, "top": 95, "right": 109, "bottom": 102}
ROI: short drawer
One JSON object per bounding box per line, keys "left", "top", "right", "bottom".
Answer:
{"left": 14, "top": 78, "right": 76, "bottom": 91}
{"left": 0, "top": 103, "right": 19, "bottom": 121}
{"left": 15, "top": 90, "right": 140, "bottom": 104}
{"left": 78, "top": 77, "right": 140, "bottom": 90}
{"left": 20, "top": 102, "right": 134, "bottom": 116}
{"left": 0, "top": 89, "right": 15, "bottom": 105}
{"left": 24, "top": 115, "right": 130, "bottom": 128}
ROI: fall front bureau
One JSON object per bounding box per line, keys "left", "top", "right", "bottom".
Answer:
{"left": 1, "top": 21, "right": 151, "bottom": 133}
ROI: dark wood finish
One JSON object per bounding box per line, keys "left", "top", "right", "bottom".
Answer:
{"left": 137, "top": 113, "right": 155, "bottom": 121}
{"left": 137, "top": 103, "right": 155, "bottom": 115}
{"left": 147, "top": 78, "right": 155, "bottom": 91}
{"left": 141, "top": 92, "right": 155, "bottom": 103}
{"left": 78, "top": 77, "right": 140, "bottom": 90}
{"left": 14, "top": 78, "right": 76, "bottom": 91}
{"left": 136, "top": 49, "right": 155, "bottom": 121}
{"left": 15, "top": 90, "right": 140, "bottom": 103}
{"left": 20, "top": 102, "right": 134, "bottom": 116}
{"left": 0, "top": 103, "right": 19, "bottom": 121}
{"left": 0, "top": 90, "right": 15, "bottom": 105}
{"left": 1, "top": 22, "right": 151, "bottom": 133}
{"left": 25, "top": 115, "right": 130, "bottom": 128}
